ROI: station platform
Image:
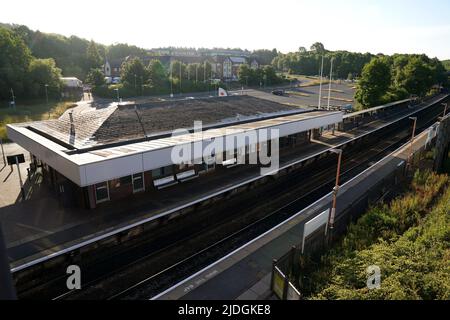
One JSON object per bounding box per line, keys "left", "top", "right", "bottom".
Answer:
{"left": 154, "top": 125, "right": 431, "bottom": 300}
{"left": 1, "top": 94, "right": 446, "bottom": 271}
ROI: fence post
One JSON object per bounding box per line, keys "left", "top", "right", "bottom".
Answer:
{"left": 270, "top": 259, "right": 277, "bottom": 293}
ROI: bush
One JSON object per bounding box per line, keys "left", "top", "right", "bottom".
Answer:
{"left": 303, "top": 170, "right": 449, "bottom": 299}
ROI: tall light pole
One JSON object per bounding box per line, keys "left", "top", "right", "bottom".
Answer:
{"left": 328, "top": 148, "right": 342, "bottom": 238}
{"left": 114, "top": 88, "right": 120, "bottom": 103}
{"left": 318, "top": 55, "right": 324, "bottom": 109}
{"left": 327, "top": 58, "right": 334, "bottom": 110}
{"left": 0, "top": 138, "right": 5, "bottom": 166}
{"left": 195, "top": 63, "right": 198, "bottom": 84}
{"left": 442, "top": 103, "right": 448, "bottom": 117}
{"left": 10, "top": 88, "right": 15, "bottom": 109}
{"left": 408, "top": 117, "right": 417, "bottom": 169}
{"left": 170, "top": 61, "right": 174, "bottom": 98}
{"left": 179, "top": 62, "right": 182, "bottom": 94}
{"left": 44, "top": 84, "right": 49, "bottom": 106}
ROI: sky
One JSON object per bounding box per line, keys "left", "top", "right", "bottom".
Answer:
{"left": 1, "top": 0, "right": 449, "bottom": 59}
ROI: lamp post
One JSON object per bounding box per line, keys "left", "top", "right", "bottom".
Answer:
{"left": 44, "top": 84, "right": 49, "bottom": 106}
{"left": 327, "top": 58, "right": 334, "bottom": 111}
{"left": 114, "top": 88, "right": 120, "bottom": 103}
{"left": 10, "top": 88, "right": 15, "bottom": 109}
{"left": 408, "top": 117, "right": 417, "bottom": 169}
{"left": 318, "top": 55, "right": 324, "bottom": 109}
{"left": 328, "top": 148, "right": 343, "bottom": 240}
{"left": 170, "top": 62, "right": 174, "bottom": 98}
{"left": 0, "top": 138, "right": 5, "bottom": 166}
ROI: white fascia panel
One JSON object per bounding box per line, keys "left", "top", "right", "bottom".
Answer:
{"left": 7, "top": 125, "right": 83, "bottom": 185}
{"left": 83, "top": 153, "right": 143, "bottom": 186}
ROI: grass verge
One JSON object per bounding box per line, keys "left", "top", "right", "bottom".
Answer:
{"left": 0, "top": 100, "right": 76, "bottom": 140}
{"left": 300, "top": 170, "right": 450, "bottom": 300}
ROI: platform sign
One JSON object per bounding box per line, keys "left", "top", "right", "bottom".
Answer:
{"left": 272, "top": 267, "right": 285, "bottom": 300}
{"left": 302, "top": 209, "right": 329, "bottom": 254}
{"left": 7, "top": 154, "right": 25, "bottom": 166}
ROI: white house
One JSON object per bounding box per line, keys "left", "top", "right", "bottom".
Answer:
{"left": 61, "top": 77, "right": 83, "bottom": 88}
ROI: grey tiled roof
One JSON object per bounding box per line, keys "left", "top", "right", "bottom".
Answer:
{"left": 28, "top": 96, "right": 303, "bottom": 149}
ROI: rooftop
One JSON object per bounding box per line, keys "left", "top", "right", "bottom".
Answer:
{"left": 23, "top": 95, "right": 305, "bottom": 149}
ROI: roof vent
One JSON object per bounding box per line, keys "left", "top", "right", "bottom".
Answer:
{"left": 69, "top": 111, "right": 75, "bottom": 144}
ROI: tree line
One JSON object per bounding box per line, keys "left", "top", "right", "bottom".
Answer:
{"left": 355, "top": 54, "right": 447, "bottom": 108}
{"left": 0, "top": 26, "right": 62, "bottom": 101}
{"left": 271, "top": 42, "right": 374, "bottom": 80}
{"left": 90, "top": 57, "right": 224, "bottom": 98}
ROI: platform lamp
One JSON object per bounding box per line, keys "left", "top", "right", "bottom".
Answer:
{"left": 408, "top": 117, "right": 418, "bottom": 170}
{"left": 327, "top": 148, "right": 343, "bottom": 243}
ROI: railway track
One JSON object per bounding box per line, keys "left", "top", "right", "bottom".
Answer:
{"left": 17, "top": 98, "right": 446, "bottom": 300}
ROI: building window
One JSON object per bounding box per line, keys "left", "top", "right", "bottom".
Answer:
{"left": 95, "top": 182, "right": 110, "bottom": 204}
{"left": 152, "top": 165, "right": 173, "bottom": 179}
{"left": 132, "top": 173, "right": 145, "bottom": 193}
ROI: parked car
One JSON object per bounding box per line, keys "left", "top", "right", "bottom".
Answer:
{"left": 341, "top": 104, "right": 353, "bottom": 113}
{"left": 271, "top": 90, "right": 284, "bottom": 96}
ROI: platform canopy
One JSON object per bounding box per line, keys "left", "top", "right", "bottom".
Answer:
{"left": 7, "top": 96, "right": 342, "bottom": 187}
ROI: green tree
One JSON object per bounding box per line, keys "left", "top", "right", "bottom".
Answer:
{"left": 147, "top": 59, "right": 168, "bottom": 88}
{"left": 85, "top": 68, "right": 105, "bottom": 87}
{"left": 170, "top": 60, "right": 187, "bottom": 80}
{"left": 310, "top": 42, "right": 326, "bottom": 54}
{"left": 86, "top": 40, "right": 102, "bottom": 70}
{"left": 27, "top": 58, "right": 62, "bottom": 98}
{"left": 0, "top": 26, "right": 32, "bottom": 100}
{"left": 120, "top": 57, "right": 148, "bottom": 91}
{"left": 263, "top": 65, "right": 281, "bottom": 85}
{"left": 355, "top": 57, "right": 391, "bottom": 108}
{"left": 238, "top": 64, "right": 253, "bottom": 86}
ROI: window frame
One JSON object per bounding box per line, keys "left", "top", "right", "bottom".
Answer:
{"left": 95, "top": 181, "right": 110, "bottom": 204}
{"left": 132, "top": 172, "right": 145, "bottom": 193}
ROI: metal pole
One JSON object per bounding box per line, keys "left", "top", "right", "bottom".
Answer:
{"left": 442, "top": 103, "right": 448, "bottom": 117}
{"left": 170, "top": 62, "right": 173, "bottom": 98}
{"left": 329, "top": 149, "right": 342, "bottom": 233}
{"left": 327, "top": 58, "right": 334, "bottom": 110}
{"left": 0, "top": 138, "right": 5, "bottom": 166}
{"left": 10, "top": 88, "right": 16, "bottom": 109}
{"left": 16, "top": 156, "right": 25, "bottom": 200}
{"left": 408, "top": 117, "right": 417, "bottom": 168}
{"left": 318, "top": 56, "right": 324, "bottom": 109}
{"left": 45, "top": 84, "right": 49, "bottom": 105}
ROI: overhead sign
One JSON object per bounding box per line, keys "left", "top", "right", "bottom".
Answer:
{"left": 7, "top": 154, "right": 25, "bottom": 166}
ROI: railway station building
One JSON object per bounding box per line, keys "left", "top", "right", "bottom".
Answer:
{"left": 7, "top": 96, "right": 342, "bottom": 209}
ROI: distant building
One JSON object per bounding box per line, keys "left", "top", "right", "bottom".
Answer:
{"left": 104, "top": 54, "right": 260, "bottom": 82}
{"left": 61, "top": 77, "right": 82, "bottom": 88}
{"left": 250, "top": 58, "right": 259, "bottom": 70}
{"left": 60, "top": 77, "right": 83, "bottom": 99}
{"left": 103, "top": 59, "right": 122, "bottom": 78}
